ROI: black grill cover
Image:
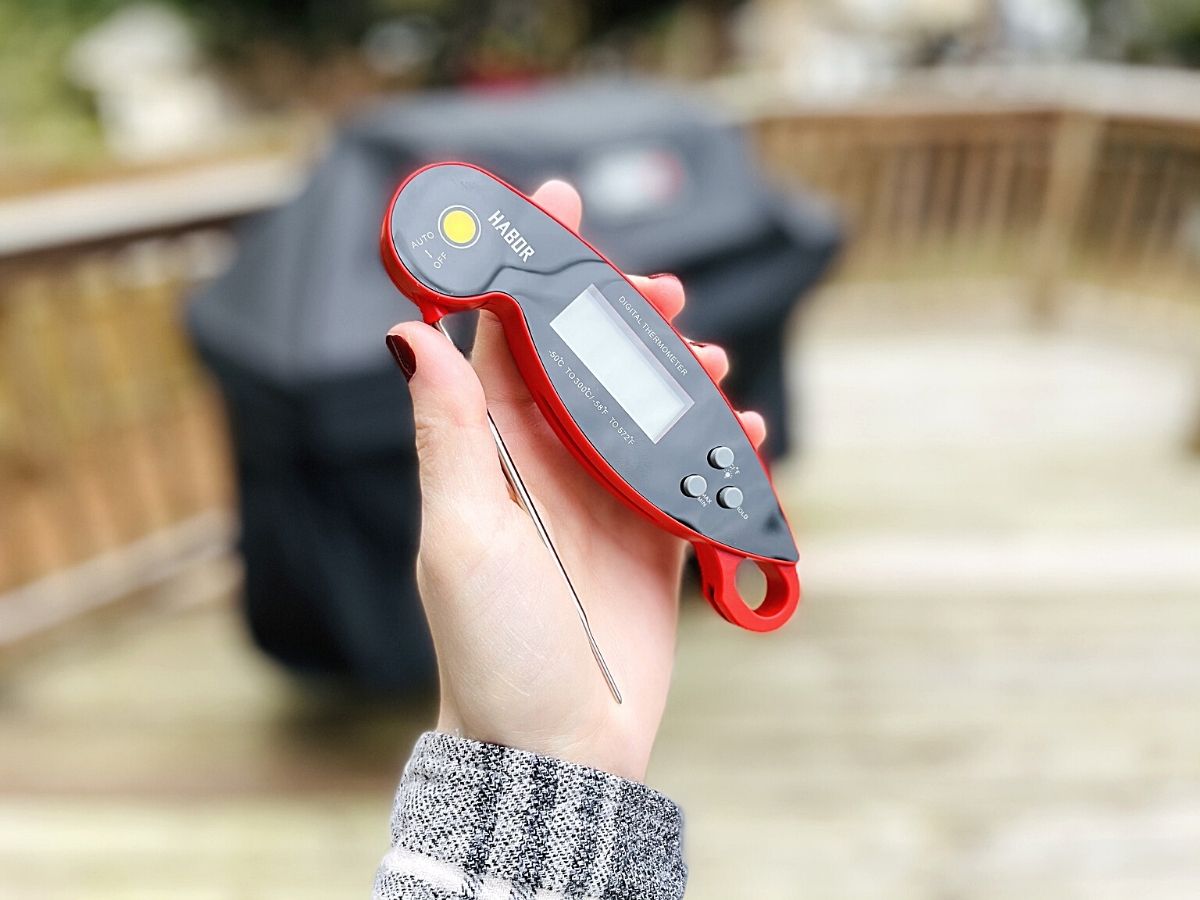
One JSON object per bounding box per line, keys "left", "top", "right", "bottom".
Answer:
{"left": 188, "top": 79, "right": 840, "bottom": 691}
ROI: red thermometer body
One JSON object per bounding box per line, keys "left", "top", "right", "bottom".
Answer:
{"left": 381, "top": 163, "right": 800, "bottom": 630}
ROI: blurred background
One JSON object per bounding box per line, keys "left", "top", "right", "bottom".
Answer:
{"left": 3, "top": 0, "right": 1200, "bottom": 897}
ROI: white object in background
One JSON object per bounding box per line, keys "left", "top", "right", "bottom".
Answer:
{"left": 997, "top": 0, "right": 1089, "bottom": 60}
{"left": 65, "top": 3, "right": 237, "bottom": 162}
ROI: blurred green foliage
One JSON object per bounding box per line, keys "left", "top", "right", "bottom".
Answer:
{"left": 3, "top": 0, "right": 1198, "bottom": 183}
{"left": 0, "top": 0, "right": 677, "bottom": 171}
{"left": 174, "top": 0, "right": 682, "bottom": 84}
{"left": 1140, "top": 0, "right": 1200, "bottom": 65}
{"left": 1083, "top": 0, "right": 1200, "bottom": 65}
{"left": 177, "top": 0, "right": 425, "bottom": 56}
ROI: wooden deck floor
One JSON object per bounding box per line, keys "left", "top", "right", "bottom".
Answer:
{"left": 4, "top": 320, "right": 1200, "bottom": 898}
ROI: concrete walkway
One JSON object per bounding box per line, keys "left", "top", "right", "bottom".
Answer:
{"left": 3, "top": 321, "right": 1199, "bottom": 898}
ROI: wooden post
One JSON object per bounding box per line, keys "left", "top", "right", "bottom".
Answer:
{"left": 1029, "top": 111, "right": 1103, "bottom": 325}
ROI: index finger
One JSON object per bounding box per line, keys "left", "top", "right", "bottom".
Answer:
{"left": 530, "top": 180, "right": 582, "bottom": 231}
{"left": 531, "top": 181, "right": 684, "bottom": 323}
{"left": 628, "top": 273, "right": 685, "bottom": 322}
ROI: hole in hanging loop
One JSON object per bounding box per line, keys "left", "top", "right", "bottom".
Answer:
{"left": 734, "top": 557, "right": 768, "bottom": 611}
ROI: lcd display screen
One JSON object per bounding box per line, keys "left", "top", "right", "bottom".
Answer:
{"left": 550, "top": 284, "right": 693, "bottom": 442}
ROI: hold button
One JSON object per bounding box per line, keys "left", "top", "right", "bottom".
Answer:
{"left": 717, "top": 486, "right": 743, "bottom": 509}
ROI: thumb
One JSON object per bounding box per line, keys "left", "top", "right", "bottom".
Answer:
{"left": 386, "top": 321, "right": 510, "bottom": 511}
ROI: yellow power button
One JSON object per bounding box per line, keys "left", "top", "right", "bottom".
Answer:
{"left": 439, "top": 206, "right": 480, "bottom": 248}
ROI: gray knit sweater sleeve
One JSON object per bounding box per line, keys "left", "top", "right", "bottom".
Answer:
{"left": 372, "top": 732, "right": 686, "bottom": 900}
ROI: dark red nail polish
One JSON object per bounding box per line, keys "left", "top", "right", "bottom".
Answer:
{"left": 385, "top": 334, "right": 416, "bottom": 381}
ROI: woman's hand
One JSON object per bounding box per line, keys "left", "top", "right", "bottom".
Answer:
{"left": 385, "top": 180, "right": 767, "bottom": 782}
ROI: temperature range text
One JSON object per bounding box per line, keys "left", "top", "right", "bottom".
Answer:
{"left": 547, "top": 349, "right": 636, "bottom": 446}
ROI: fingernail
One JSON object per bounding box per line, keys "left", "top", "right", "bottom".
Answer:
{"left": 689, "top": 340, "right": 710, "bottom": 349}
{"left": 385, "top": 334, "right": 416, "bottom": 381}
{"left": 649, "top": 272, "right": 679, "bottom": 282}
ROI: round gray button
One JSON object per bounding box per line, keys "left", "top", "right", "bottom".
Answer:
{"left": 717, "top": 486, "right": 743, "bottom": 509}
{"left": 680, "top": 474, "right": 708, "bottom": 498}
{"left": 707, "top": 445, "right": 735, "bottom": 469}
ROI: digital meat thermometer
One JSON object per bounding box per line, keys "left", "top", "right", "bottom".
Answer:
{"left": 381, "top": 162, "right": 800, "bottom": 702}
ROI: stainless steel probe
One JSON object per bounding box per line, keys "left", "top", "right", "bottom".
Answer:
{"left": 434, "top": 320, "right": 623, "bottom": 704}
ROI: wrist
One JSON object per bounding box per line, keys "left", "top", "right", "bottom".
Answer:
{"left": 436, "top": 706, "right": 651, "bottom": 782}
{"left": 383, "top": 732, "right": 686, "bottom": 900}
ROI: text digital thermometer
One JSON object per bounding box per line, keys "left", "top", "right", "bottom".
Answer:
{"left": 381, "top": 163, "right": 801, "bottom": 700}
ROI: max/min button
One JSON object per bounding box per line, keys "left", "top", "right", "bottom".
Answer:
{"left": 717, "top": 486, "right": 743, "bottom": 509}
{"left": 681, "top": 474, "right": 708, "bottom": 498}
{"left": 707, "top": 445, "right": 735, "bottom": 468}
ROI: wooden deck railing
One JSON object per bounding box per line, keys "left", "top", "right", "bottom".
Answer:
{"left": 753, "top": 105, "right": 1200, "bottom": 320}
{"left": 0, "top": 160, "right": 301, "bottom": 634}
{"left": 1, "top": 69, "right": 1198, "bottom": 634}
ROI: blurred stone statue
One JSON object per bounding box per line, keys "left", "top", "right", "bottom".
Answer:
{"left": 65, "top": 3, "right": 237, "bottom": 162}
